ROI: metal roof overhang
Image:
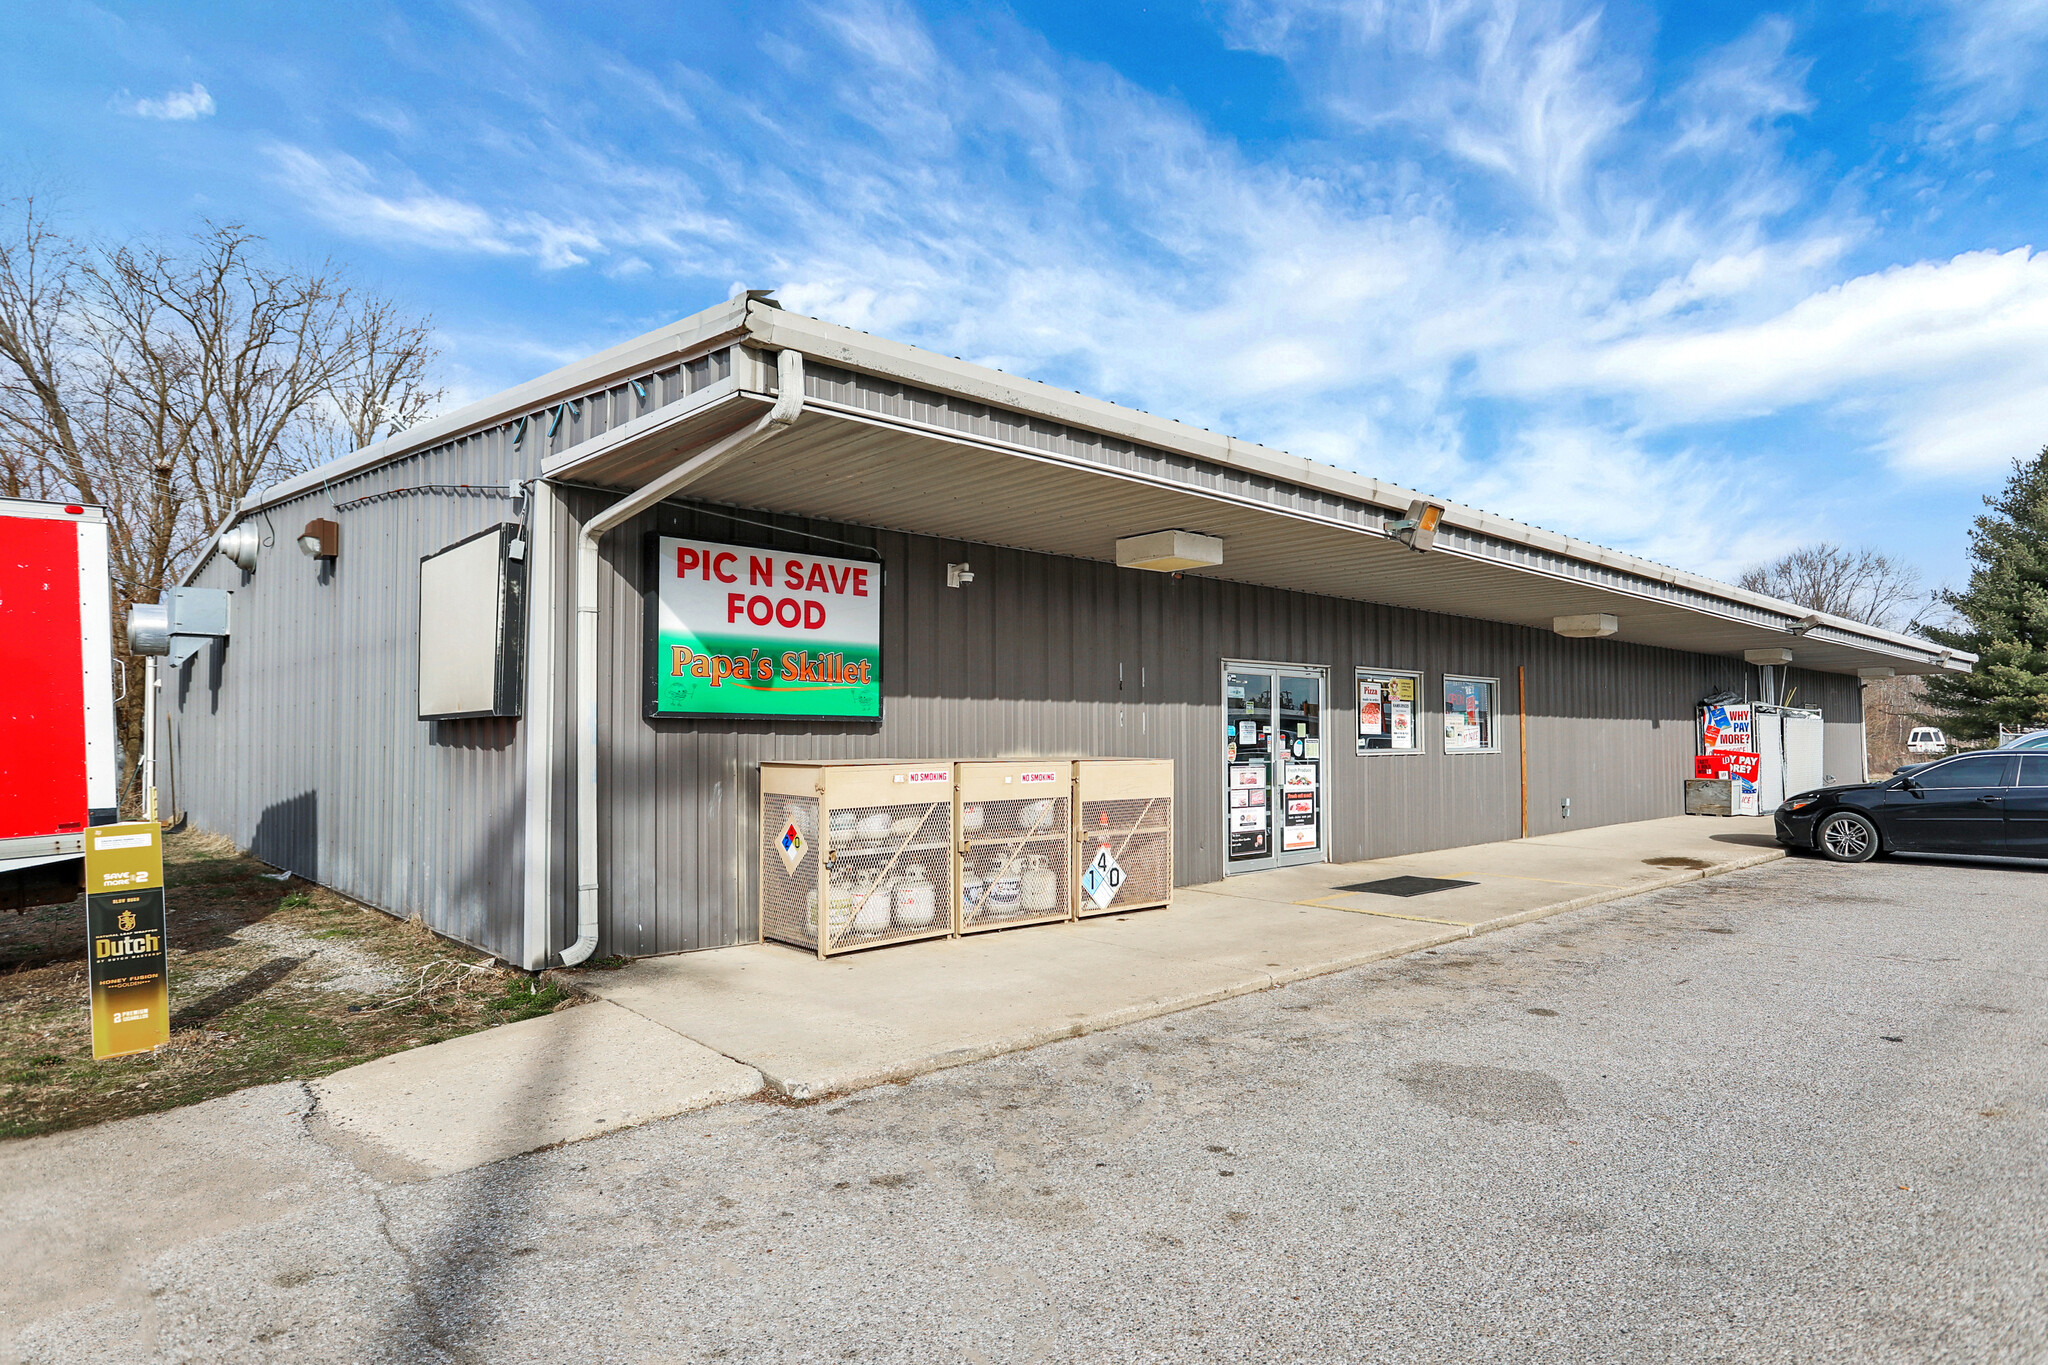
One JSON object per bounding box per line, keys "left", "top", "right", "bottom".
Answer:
{"left": 550, "top": 386, "right": 1959, "bottom": 679}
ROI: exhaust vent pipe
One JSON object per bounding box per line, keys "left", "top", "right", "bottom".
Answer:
{"left": 217, "top": 524, "right": 260, "bottom": 573}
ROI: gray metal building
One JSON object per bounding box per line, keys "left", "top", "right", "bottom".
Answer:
{"left": 163, "top": 294, "right": 1969, "bottom": 968}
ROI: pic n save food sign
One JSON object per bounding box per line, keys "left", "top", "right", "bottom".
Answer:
{"left": 647, "top": 536, "right": 882, "bottom": 719}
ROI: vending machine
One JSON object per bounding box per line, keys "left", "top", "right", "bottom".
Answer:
{"left": 1696, "top": 701, "right": 1760, "bottom": 815}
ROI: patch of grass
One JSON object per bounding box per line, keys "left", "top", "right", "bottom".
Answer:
{"left": 483, "top": 977, "right": 576, "bottom": 1025}
{"left": 0, "top": 828, "right": 582, "bottom": 1141}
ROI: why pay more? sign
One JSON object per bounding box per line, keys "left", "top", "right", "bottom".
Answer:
{"left": 646, "top": 535, "right": 882, "bottom": 719}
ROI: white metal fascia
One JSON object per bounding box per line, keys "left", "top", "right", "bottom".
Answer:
{"left": 738, "top": 302, "right": 1970, "bottom": 670}
{"left": 788, "top": 393, "right": 1954, "bottom": 673}
{"left": 540, "top": 373, "right": 753, "bottom": 480}
{"left": 248, "top": 297, "right": 751, "bottom": 515}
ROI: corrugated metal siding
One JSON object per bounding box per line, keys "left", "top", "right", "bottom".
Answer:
{"left": 166, "top": 429, "right": 536, "bottom": 957}
{"left": 161, "top": 347, "right": 733, "bottom": 958}
{"left": 546, "top": 490, "right": 1801, "bottom": 960}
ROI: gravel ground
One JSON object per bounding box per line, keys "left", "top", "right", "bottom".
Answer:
{"left": 12, "top": 854, "right": 2046, "bottom": 1363}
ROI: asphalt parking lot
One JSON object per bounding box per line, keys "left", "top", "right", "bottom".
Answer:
{"left": 9, "top": 852, "right": 2045, "bottom": 1364}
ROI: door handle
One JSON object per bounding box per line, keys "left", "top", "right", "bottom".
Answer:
{"left": 1977, "top": 795, "right": 2004, "bottom": 805}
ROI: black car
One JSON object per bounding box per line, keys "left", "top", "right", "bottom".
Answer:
{"left": 1776, "top": 749, "right": 2048, "bottom": 862}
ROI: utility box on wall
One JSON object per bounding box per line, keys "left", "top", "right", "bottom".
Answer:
{"left": 418, "top": 524, "right": 527, "bottom": 721}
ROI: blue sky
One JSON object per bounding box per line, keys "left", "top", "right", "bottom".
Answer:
{"left": 10, "top": 0, "right": 2048, "bottom": 605}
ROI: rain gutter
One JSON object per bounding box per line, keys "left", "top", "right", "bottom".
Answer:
{"left": 558, "top": 347, "right": 806, "bottom": 966}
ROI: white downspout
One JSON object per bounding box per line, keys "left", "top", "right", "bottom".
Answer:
{"left": 560, "top": 347, "right": 806, "bottom": 966}
{"left": 142, "top": 655, "right": 159, "bottom": 822}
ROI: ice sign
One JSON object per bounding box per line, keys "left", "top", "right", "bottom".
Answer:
{"left": 1082, "top": 845, "right": 1124, "bottom": 911}
{"left": 777, "top": 821, "right": 808, "bottom": 876}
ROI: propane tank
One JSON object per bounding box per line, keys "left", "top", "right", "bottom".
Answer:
{"left": 893, "top": 863, "right": 937, "bottom": 928}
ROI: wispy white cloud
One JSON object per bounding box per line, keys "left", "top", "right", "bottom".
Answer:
{"left": 264, "top": 143, "right": 603, "bottom": 267}
{"left": 123, "top": 82, "right": 215, "bottom": 120}
{"left": 1920, "top": 0, "right": 2048, "bottom": 141}
{"left": 1459, "top": 425, "right": 1805, "bottom": 575}
{"left": 1494, "top": 247, "right": 2048, "bottom": 474}
{"left": 254, "top": 0, "right": 2034, "bottom": 577}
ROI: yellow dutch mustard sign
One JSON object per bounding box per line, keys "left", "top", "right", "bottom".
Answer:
{"left": 85, "top": 821, "right": 169, "bottom": 1060}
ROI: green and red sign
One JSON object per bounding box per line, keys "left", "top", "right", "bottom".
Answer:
{"left": 646, "top": 535, "right": 882, "bottom": 719}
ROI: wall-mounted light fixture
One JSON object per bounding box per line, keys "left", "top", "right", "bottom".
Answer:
{"left": 297, "top": 518, "right": 340, "bottom": 560}
{"left": 1387, "top": 499, "right": 1445, "bottom": 552}
{"left": 1785, "top": 613, "right": 1823, "bottom": 635}
{"left": 946, "top": 562, "right": 974, "bottom": 588}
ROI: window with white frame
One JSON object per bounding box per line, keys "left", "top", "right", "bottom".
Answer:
{"left": 1356, "top": 667, "right": 1422, "bottom": 754}
{"left": 1443, "top": 675, "right": 1499, "bottom": 753}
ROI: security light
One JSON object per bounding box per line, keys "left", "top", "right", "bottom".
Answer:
{"left": 297, "top": 518, "right": 339, "bottom": 560}
{"left": 1387, "top": 499, "right": 1446, "bottom": 552}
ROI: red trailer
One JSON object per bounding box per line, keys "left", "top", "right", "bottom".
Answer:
{"left": 1, "top": 497, "right": 119, "bottom": 910}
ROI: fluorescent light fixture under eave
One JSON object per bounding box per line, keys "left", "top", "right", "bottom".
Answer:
{"left": 1116, "top": 529, "right": 1223, "bottom": 573}
{"left": 1553, "top": 614, "right": 1618, "bottom": 638}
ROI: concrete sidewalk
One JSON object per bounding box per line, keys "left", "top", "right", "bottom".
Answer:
{"left": 0, "top": 814, "right": 1783, "bottom": 1210}
{"left": 576, "top": 814, "right": 1783, "bottom": 1101}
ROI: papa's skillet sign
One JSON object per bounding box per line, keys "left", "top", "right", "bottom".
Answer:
{"left": 645, "top": 535, "right": 882, "bottom": 720}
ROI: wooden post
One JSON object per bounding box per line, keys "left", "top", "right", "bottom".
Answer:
{"left": 1518, "top": 666, "right": 1528, "bottom": 839}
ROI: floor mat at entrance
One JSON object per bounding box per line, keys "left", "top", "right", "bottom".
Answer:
{"left": 1336, "top": 876, "right": 1478, "bottom": 897}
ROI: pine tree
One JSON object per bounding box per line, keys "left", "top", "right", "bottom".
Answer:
{"left": 1920, "top": 447, "right": 2048, "bottom": 738}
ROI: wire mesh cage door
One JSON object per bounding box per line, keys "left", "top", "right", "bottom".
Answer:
{"left": 1073, "top": 759, "right": 1174, "bottom": 917}
{"left": 955, "top": 761, "right": 1073, "bottom": 934}
{"left": 760, "top": 767, "right": 823, "bottom": 952}
{"left": 814, "top": 762, "right": 956, "bottom": 957}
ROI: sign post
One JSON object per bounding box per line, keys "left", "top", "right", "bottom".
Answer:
{"left": 85, "top": 821, "right": 169, "bottom": 1060}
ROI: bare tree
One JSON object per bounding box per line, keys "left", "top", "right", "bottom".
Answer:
{"left": 330, "top": 294, "right": 441, "bottom": 451}
{"left": 0, "top": 196, "right": 441, "bottom": 788}
{"left": 1736, "top": 543, "right": 1924, "bottom": 630}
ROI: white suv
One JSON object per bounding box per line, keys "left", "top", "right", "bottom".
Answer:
{"left": 1907, "top": 727, "right": 1946, "bottom": 754}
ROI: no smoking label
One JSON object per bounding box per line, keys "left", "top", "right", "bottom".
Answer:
{"left": 1082, "top": 845, "right": 1124, "bottom": 911}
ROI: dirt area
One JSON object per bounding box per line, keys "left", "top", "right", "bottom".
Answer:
{"left": 0, "top": 827, "right": 578, "bottom": 1140}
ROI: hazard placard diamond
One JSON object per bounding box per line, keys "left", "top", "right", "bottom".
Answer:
{"left": 777, "top": 821, "right": 808, "bottom": 876}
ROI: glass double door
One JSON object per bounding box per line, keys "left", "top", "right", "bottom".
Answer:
{"left": 1224, "top": 662, "right": 1327, "bottom": 872}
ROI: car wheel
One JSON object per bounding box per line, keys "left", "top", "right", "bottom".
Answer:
{"left": 1816, "top": 812, "right": 1879, "bottom": 863}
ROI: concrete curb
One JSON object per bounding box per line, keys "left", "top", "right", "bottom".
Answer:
{"left": 1463, "top": 847, "right": 1788, "bottom": 939}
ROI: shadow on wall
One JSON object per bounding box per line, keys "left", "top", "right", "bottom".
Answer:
{"left": 430, "top": 718, "right": 518, "bottom": 751}
{"left": 205, "top": 637, "right": 228, "bottom": 715}
{"left": 252, "top": 790, "right": 318, "bottom": 882}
